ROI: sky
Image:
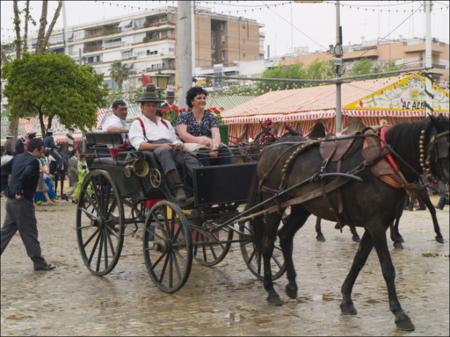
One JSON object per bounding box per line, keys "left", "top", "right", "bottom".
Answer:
{"left": 1, "top": 1, "right": 449, "bottom": 58}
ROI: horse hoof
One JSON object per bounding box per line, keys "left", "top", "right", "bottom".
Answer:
{"left": 316, "top": 234, "right": 326, "bottom": 242}
{"left": 435, "top": 236, "right": 444, "bottom": 244}
{"left": 398, "top": 236, "right": 405, "bottom": 243}
{"left": 394, "top": 242, "right": 404, "bottom": 249}
{"left": 352, "top": 235, "right": 360, "bottom": 243}
{"left": 395, "top": 313, "right": 415, "bottom": 331}
{"left": 340, "top": 301, "right": 357, "bottom": 315}
{"left": 285, "top": 284, "right": 298, "bottom": 299}
{"left": 267, "top": 294, "right": 284, "bottom": 306}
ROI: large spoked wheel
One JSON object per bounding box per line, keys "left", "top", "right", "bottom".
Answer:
{"left": 239, "top": 221, "right": 287, "bottom": 281}
{"left": 192, "top": 222, "right": 233, "bottom": 267}
{"left": 143, "top": 200, "right": 192, "bottom": 293}
{"left": 76, "top": 170, "right": 125, "bottom": 276}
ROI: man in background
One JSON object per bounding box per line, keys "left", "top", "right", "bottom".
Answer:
{"left": 1, "top": 138, "right": 55, "bottom": 271}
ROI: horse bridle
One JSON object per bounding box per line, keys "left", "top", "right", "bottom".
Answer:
{"left": 419, "top": 127, "right": 450, "bottom": 179}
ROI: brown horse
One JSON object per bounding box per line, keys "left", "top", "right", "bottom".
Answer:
{"left": 246, "top": 116, "right": 449, "bottom": 331}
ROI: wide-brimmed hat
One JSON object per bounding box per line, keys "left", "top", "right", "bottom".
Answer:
{"left": 137, "top": 84, "right": 163, "bottom": 103}
{"left": 166, "top": 90, "right": 175, "bottom": 98}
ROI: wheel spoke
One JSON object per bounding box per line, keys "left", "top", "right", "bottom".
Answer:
{"left": 106, "top": 229, "right": 116, "bottom": 257}
{"left": 272, "top": 255, "right": 282, "bottom": 269}
{"left": 247, "top": 246, "right": 256, "bottom": 264}
{"left": 169, "top": 252, "right": 173, "bottom": 289}
{"left": 96, "top": 228, "right": 104, "bottom": 272}
{"left": 209, "top": 243, "right": 218, "bottom": 260}
{"left": 103, "top": 229, "right": 109, "bottom": 269}
{"left": 158, "top": 253, "right": 171, "bottom": 283}
{"left": 151, "top": 251, "right": 167, "bottom": 271}
{"left": 87, "top": 229, "right": 102, "bottom": 266}
{"left": 104, "top": 223, "right": 121, "bottom": 239}
{"left": 83, "top": 228, "right": 100, "bottom": 249}
{"left": 171, "top": 251, "right": 182, "bottom": 281}
{"left": 80, "top": 208, "right": 97, "bottom": 222}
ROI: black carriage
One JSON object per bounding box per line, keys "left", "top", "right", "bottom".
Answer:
{"left": 76, "top": 132, "right": 286, "bottom": 293}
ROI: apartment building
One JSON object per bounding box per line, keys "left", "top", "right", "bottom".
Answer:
{"left": 1, "top": 7, "right": 263, "bottom": 90}
{"left": 280, "top": 38, "right": 449, "bottom": 80}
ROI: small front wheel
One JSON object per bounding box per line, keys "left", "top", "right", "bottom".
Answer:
{"left": 143, "top": 200, "right": 192, "bottom": 293}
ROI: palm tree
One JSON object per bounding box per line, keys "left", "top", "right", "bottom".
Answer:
{"left": 110, "top": 61, "right": 130, "bottom": 90}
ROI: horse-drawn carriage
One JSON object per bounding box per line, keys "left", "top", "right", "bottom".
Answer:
{"left": 77, "top": 115, "right": 449, "bottom": 331}
{"left": 76, "top": 132, "right": 285, "bottom": 293}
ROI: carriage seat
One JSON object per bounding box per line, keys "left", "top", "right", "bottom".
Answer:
{"left": 319, "top": 137, "right": 357, "bottom": 162}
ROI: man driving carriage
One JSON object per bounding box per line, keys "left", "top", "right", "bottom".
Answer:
{"left": 128, "top": 84, "right": 202, "bottom": 205}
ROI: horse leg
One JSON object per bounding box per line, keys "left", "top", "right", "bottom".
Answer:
{"left": 392, "top": 217, "right": 404, "bottom": 249}
{"left": 370, "top": 227, "right": 415, "bottom": 331}
{"left": 315, "top": 217, "right": 325, "bottom": 242}
{"left": 423, "top": 194, "right": 444, "bottom": 243}
{"left": 278, "top": 206, "right": 310, "bottom": 299}
{"left": 349, "top": 226, "right": 360, "bottom": 243}
{"left": 340, "top": 230, "right": 373, "bottom": 315}
{"left": 262, "top": 213, "right": 284, "bottom": 306}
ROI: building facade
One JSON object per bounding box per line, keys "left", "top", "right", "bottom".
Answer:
{"left": 1, "top": 7, "right": 263, "bottom": 91}
{"left": 279, "top": 38, "right": 449, "bottom": 81}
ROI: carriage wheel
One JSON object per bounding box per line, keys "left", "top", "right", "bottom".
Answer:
{"left": 76, "top": 170, "right": 125, "bottom": 276}
{"left": 143, "top": 200, "right": 192, "bottom": 293}
{"left": 239, "top": 221, "right": 287, "bottom": 281}
{"left": 192, "top": 222, "right": 233, "bottom": 267}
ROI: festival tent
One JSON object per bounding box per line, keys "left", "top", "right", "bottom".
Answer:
{"left": 221, "top": 73, "right": 449, "bottom": 143}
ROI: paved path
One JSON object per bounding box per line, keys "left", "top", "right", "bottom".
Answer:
{"left": 1, "top": 198, "right": 449, "bottom": 336}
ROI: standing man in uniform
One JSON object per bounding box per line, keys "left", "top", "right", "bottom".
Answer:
{"left": 1, "top": 138, "right": 55, "bottom": 271}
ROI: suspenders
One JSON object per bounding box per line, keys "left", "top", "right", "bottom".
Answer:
{"left": 138, "top": 117, "right": 169, "bottom": 141}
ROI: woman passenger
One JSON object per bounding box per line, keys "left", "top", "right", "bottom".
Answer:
{"left": 176, "top": 87, "right": 232, "bottom": 165}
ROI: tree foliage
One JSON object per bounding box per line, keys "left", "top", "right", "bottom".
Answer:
{"left": 110, "top": 61, "right": 130, "bottom": 90}
{"left": 2, "top": 53, "right": 108, "bottom": 135}
{"left": 350, "top": 59, "right": 375, "bottom": 76}
{"left": 5, "top": 0, "right": 63, "bottom": 142}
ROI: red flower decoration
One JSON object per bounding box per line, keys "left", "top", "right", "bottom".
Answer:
{"left": 161, "top": 107, "right": 168, "bottom": 114}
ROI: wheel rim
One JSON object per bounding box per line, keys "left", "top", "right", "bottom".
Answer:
{"left": 143, "top": 200, "right": 192, "bottom": 293}
{"left": 192, "top": 222, "right": 233, "bottom": 267}
{"left": 76, "top": 171, "right": 124, "bottom": 276}
{"left": 239, "top": 221, "right": 286, "bottom": 281}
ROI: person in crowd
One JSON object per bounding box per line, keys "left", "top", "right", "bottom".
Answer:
{"left": 3, "top": 136, "right": 14, "bottom": 155}
{"left": 16, "top": 132, "right": 36, "bottom": 155}
{"left": 43, "top": 130, "right": 64, "bottom": 171}
{"left": 128, "top": 84, "right": 201, "bottom": 204}
{"left": 35, "top": 151, "right": 56, "bottom": 205}
{"left": 436, "top": 181, "right": 449, "bottom": 210}
{"left": 71, "top": 154, "right": 88, "bottom": 203}
{"left": 67, "top": 150, "right": 79, "bottom": 189}
{"left": 102, "top": 99, "right": 129, "bottom": 134}
{"left": 176, "top": 86, "right": 232, "bottom": 166}
{"left": 0, "top": 138, "right": 55, "bottom": 271}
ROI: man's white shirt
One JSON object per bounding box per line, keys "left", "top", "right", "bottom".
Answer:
{"left": 128, "top": 114, "right": 182, "bottom": 150}
{"left": 101, "top": 114, "right": 128, "bottom": 131}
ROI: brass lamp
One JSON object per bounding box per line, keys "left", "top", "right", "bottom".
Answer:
{"left": 152, "top": 71, "right": 170, "bottom": 91}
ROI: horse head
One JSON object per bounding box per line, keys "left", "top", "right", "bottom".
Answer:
{"left": 424, "top": 114, "right": 449, "bottom": 183}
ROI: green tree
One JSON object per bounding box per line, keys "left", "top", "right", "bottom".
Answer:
{"left": 350, "top": 59, "right": 374, "bottom": 76}
{"left": 110, "top": 61, "right": 130, "bottom": 90}
{"left": 257, "top": 64, "right": 308, "bottom": 93}
{"left": 4, "top": 0, "right": 62, "bottom": 143}
{"left": 306, "top": 59, "right": 334, "bottom": 80}
{"left": 2, "top": 53, "right": 108, "bottom": 136}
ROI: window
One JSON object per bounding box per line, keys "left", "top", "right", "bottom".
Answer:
{"left": 133, "top": 18, "right": 145, "bottom": 29}
{"left": 122, "top": 49, "right": 133, "bottom": 59}
{"left": 119, "top": 20, "right": 132, "bottom": 30}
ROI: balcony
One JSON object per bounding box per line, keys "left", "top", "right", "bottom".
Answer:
{"left": 85, "top": 25, "right": 120, "bottom": 39}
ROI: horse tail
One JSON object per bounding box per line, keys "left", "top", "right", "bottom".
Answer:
{"left": 245, "top": 171, "right": 264, "bottom": 254}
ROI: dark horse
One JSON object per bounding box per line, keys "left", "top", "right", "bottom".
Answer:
{"left": 246, "top": 116, "right": 449, "bottom": 331}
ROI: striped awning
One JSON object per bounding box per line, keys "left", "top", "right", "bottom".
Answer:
{"left": 224, "top": 109, "right": 336, "bottom": 124}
